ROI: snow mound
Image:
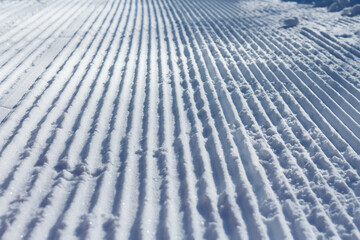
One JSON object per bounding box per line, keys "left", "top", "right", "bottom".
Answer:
{"left": 328, "top": 0, "right": 351, "bottom": 11}
{"left": 342, "top": 4, "right": 360, "bottom": 16}
{"left": 283, "top": 17, "right": 299, "bottom": 27}
{"left": 286, "top": 0, "right": 360, "bottom": 14}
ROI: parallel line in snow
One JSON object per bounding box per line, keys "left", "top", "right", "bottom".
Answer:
{"left": 0, "top": 0, "right": 95, "bottom": 105}
{"left": 20, "top": 0, "right": 129, "bottom": 237}
{"left": 211, "top": 0, "right": 360, "bottom": 235}
{"left": 184, "top": 0, "right": 360, "bottom": 236}
{"left": 0, "top": 0, "right": 125, "bottom": 238}
{"left": 168, "top": 0, "right": 294, "bottom": 238}
{"left": 181, "top": 1, "right": 335, "bottom": 238}
{"left": 0, "top": 0, "right": 84, "bottom": 76}
{"left": 0, "top": 0, "right": 70, "bottom": 52}
{"left": 1, "top": 0, "right": 360, "bottom": 239}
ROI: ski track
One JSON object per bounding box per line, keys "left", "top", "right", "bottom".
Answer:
{"left": 0, "top": 0, "right": 360, "bottom": 239}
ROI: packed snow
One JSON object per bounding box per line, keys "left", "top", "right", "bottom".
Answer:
{"left": 0, "top": 0, "right": 360, "bottom": 239}
{"left": 282, "top": 17, "right": 300, "bottom": 27}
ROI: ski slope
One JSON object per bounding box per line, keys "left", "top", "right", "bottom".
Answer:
{"left": 0, "top": 0, "right": 360, "bottom": 239}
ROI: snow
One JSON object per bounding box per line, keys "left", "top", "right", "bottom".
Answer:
{"left": 288, "top": 0, "right": 360, "bottom": 13}
{"left": 282, "top": 17, "right": 300, "bottom": 27}
{"left": 0, "top": 0, "right": 360, "bottom": 239}
{"left": 342, "top": 4, "right": 360, "bottom": 16}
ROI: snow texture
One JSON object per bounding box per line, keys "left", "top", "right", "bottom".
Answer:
{"left": 0, "top": 0, "right": 360, "bottom": 239}
{"left": 342, "top": 4, "right": 360, "bottom": 16}
{"left": 283, "top": 17, "right": 299, "bottom": 27}
{"left": 287, "top": 0, "right": 360, "bottom": 13}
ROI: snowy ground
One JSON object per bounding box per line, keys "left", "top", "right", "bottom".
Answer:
{"left": 0, "top": 0, "right": 360, "bottom": 239}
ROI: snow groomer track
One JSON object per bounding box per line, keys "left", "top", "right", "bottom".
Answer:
{"left": 1, "top": 0, "right": 360, "bottom": 239}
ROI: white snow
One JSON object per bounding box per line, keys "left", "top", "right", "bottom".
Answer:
{"left": 342, "top": 4, "right": 360, "bottom": 16}
{"left": 283, "top": 17, "right": 299, "bottom": 27}
{"left": 0, "top": 0, "right": 360, "bottom": 239}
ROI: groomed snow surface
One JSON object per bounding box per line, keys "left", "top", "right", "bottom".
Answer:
{"left": 0, "top": 0, "right": 360, "bottom": 239}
